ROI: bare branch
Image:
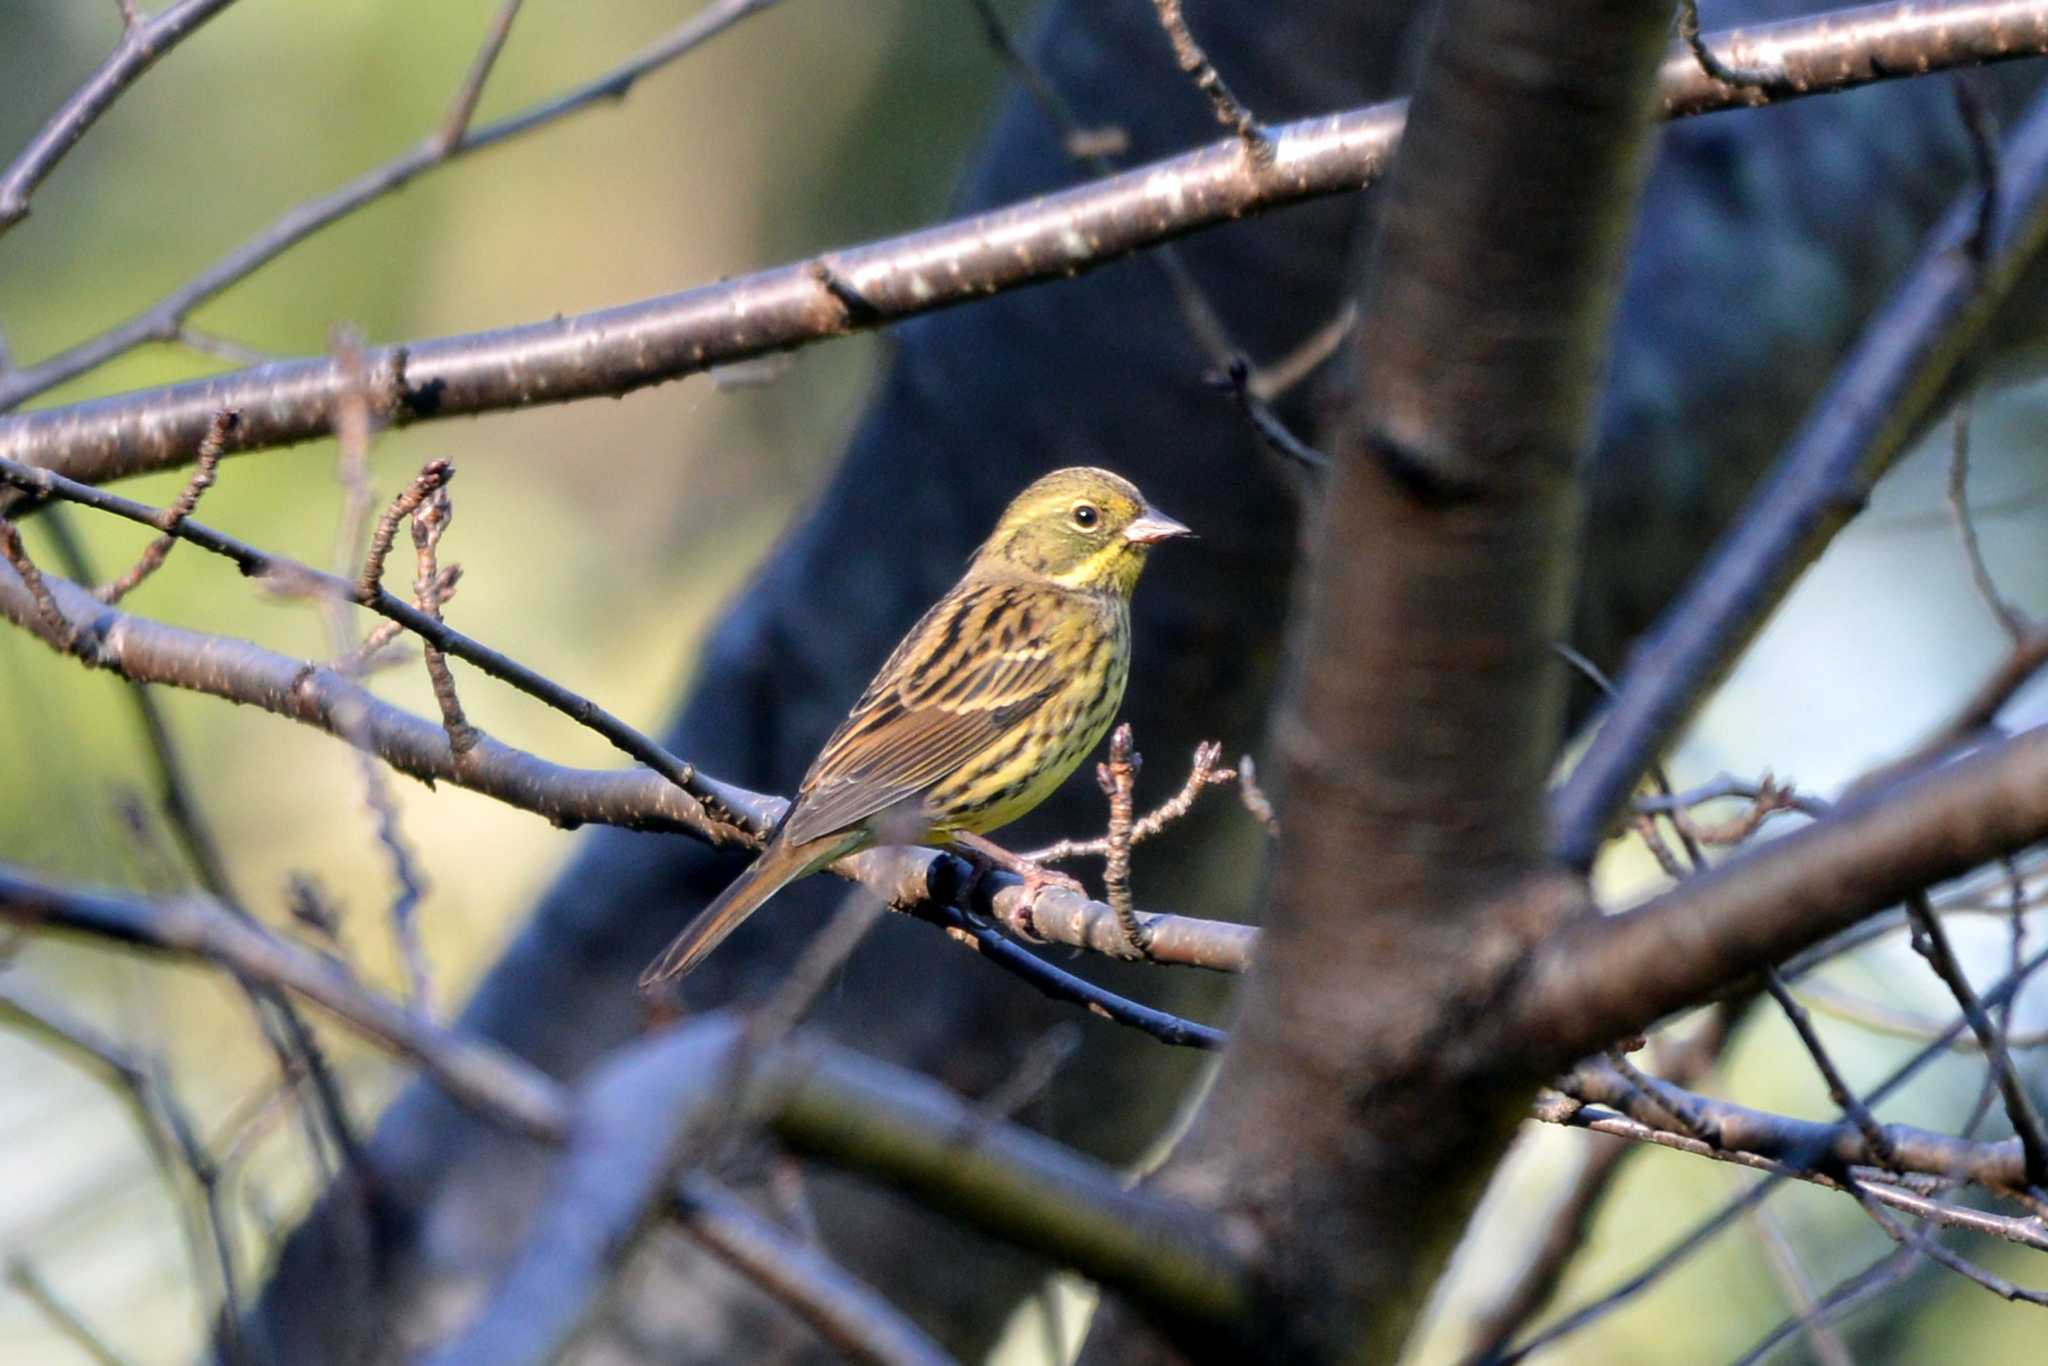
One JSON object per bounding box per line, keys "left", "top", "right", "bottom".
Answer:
{"left": 1551, "top": 76, "right": 2048, "bottom": 867}
{"left": 35, "top": 503, "right": 368, "bottom": 1196}
{"left": 1148, "top": 0, "right": 1272, "bottom": 162}
{"left": 409, "top": 484, "right": 479, "bottom": 758}
{"left": 1535, "top": 1092, "right": 2048, "bottom": 1252}
{"left": 1236, "top": 754, "right": 1278, "bottom": 835}
{"left": 673, "top": 1178, "right": 954, "bottom": 1366}
{"left": 1857, "top": 628, "right": 2048, "bottom": 794}
{"left": 1207, "top": 355, "right": 1329, "bottom": 472}
{"left": 1675, "top": 0, "right": 1788, "bottom": 95}
{"left": 1799, "top": 976, "right": 2048, "bottom": 1050}
{"left": 0, "top": 865, "right": 570, "bottom": 1138}
{"left": 13, "top": 0, "right": 2048, "bottom": 474}
{"left": 5, "top": 1258, "right": 139, "bottom": 1366}
{"left": 0, "top": 518, "right": 74, "bottom": 649}
{"left": 358, "top": 457, "right": 453, "bottom": 598}
{"left": 908, "top": 896, "right": 1227, "bottom": 1050}
{"left": 1023, "top": 737, "right": 1240, "bottom": 864}
{"left": 0, "top": 0, "right": 243, "bottom": 233}
{"left": 982, "top": 878, "right": 1254, "bottom": 974}
{"left": 94, "top": 407, "right": 234, "bottom": 604}
{"left": 0, "top": 498, "right": 1253, "bottom": 1012}
{"left": 434, "top": 0, "right": 526, "bottom": 154}
{"left": 0, "top": 984, "right": 247, "bottom": 1357}
{"left": 0, "top": 0, "right": 787, "bottom": 412}
{"left": 1508, "top": 940, "right": 2048, "bottom": 1362}
{"left": 1949, "top": 398, "right": 2033, "bottom": 642}
{"left": 1463, "top": 1003, "right": 1744, "bottom": 1360}
{"left": 422, "top": 1016, "right": 1249, "bottom": 1365}
{"left": 1903, "top": 890, "right": 2048, "bottom": 1185}
{"left": 0, "top": 866, "right": 1246, "bottom": 1342}
{"left": 1098, "top": 725, "right": 1145, "bottom": 954}
{"left": 1525, "top": 723, "right": 2048, "bottom": 1058}
{"left": 1761, "top": 966, "right": 1901, "bottom": 1169}
{"left": 0, "top": 453, "right": 726, "bottom": 829}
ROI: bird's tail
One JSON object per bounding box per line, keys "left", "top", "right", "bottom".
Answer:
{"left": 638, "top": 835, "right": 852, "bottom": 990}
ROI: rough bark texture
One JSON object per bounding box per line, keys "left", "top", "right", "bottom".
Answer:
{"left": 248, "top": 1, "right": 2040, "bottom": 1361}
{"left": 1082, "top": 0, "right": 1669, "bottom": 1359}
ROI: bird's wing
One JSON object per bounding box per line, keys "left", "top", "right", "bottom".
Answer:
{"left": 778, "top": 578, "right": 1069, "bottom": 847}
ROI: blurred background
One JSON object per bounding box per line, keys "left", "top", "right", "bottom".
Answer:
{"left": 1, "top": 1, "right": 2045, "bottom": 1362}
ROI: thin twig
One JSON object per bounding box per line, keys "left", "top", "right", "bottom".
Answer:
{"left": 359, "top": 458, "right": 452, "bottom": 598}
{"left": 1729, "top": 1247, "right": 1918, "bottom": 1366}
{"left": 1247, "top": 302, "right": 1358, "bottom": 402}
{"left": 1904, "top": 890, "right": 2048, "bottom": 1187}
{"left": 1149, "top": 0, "right": 1272, "bottom": 161}
{"left": 410, "top": 485, "right": 479, "bottom": 757}
{"left": 173, "top": 325, "right": 277, "bottom": 367}
{"left": 1675, "top": 0, "right": 1787, "bottom": 94}
{"left": 916, "top": 897, "right": 1226, "bottom": 1050}
{"left": 1762, "top": 965, "right": 1900, "bottom": 1169}
{"left": 962, "top": 0, "right": 1127, "bottom": 160}
{"left": 434, "top": 0, "right": 526, "bottom": 155}
{"left": 1798, "top": 977, "right": 2048, "bottom": 1051}
{"left": 334, "top": 563, "right": 462, "bottom": 673}
{"left": 13, "top": 0, "right": 2048, "bottom": 462}
{"left": 0, "top": 0, "right": 243, "bottom": 233}
{"left": 1207, "top": 355, "right": 1329, "bottom": 471}
{"left": 967, "top": 1021, "right": 1083, "bottom": 1137}
{"left": 0, "top": 0, "right": 787, "bottom": 410}
{"left": 0, "top": 985, "right": 248, "bottom": 1363}
{"left": 329, "top": 330, "right": 434, "bottom": 1013}
{"left": 0, "top": 518, "right": 75, "bottom": 650}
{"left": 1632, "top": 773, "right": 1830, "bottom": 822}
{"left": 1747, "top": 1200, "right": 1856, "bottom": 1366}
{"left": 673, "top": 1177, "right": 954, "bottom": 1366}
{"left": 5, "top": 1258, "right": 141, "bottom": 1366}
{"left": 1024, "top": 739, "right": 1236, "bottom": 862}
{"left": 1550, "top": 77, "right": 2048, "bottom": 867}
{"left": 1236, "top": 754, "right": 1278, "bottom": 835}
{"left": 95, "top": 408, "right": 234, "bottom": 604}
{"left": 0, "top": 452, "right": 719, "bottom": 817}
{"left": 1947, "top": 396, "right": 2031, "bottom": 645}
{"left": 1098, "top": 726, "right": 1146, "bottom": 956}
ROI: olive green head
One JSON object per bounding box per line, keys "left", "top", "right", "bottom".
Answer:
{"left": 970, "top": 467, "right": 1191, "bottom": 595}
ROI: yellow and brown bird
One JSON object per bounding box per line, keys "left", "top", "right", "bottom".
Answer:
{"left": 639, "top": 467, "right": 1191, "bottom": 989}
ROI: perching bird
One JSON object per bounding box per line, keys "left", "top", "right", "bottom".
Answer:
{"left": 639, "top": 467, "right": 1191, "bottom": 989}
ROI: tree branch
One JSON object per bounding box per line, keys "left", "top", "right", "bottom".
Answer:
{"left": 9, "top": 1, "right": 2048, "bottom": 481}
{"left": 0, "top": 460, "right": 1258, "bottom": 987}
{"left": 424, "top": 1016, "right": 1247, "bottom": 1363}
{"left": 1084, "top": 0, "right": 1675, "bottom": 1358}
{"left": 672, "top": 1178, "right": 955, "bottom": 1366}
{"left": 0, "top": 0, "right": 786, "bottom": 412}
{"left": 1523, "top": 723, "right": 2048, "bottom": 1057}
{"left": 1559, "top": 1057, "right": 2030, "bottom": 1192}
{"left": 0, "top": 865, "right": 1251, "bottom": 1348}
{"left": 1550, "top": 75, "right": 2048, "bottom": 867}
{"left": 0, "top": 0, "right": 243, "bottom": 233}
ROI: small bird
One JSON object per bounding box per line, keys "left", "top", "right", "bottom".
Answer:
{"left": 639, "top": 467, "right": 1191, "bottom": 989}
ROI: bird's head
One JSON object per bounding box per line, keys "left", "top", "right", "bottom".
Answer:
{"left": 971, "top": 467, "right": 1192, "bottom": 595}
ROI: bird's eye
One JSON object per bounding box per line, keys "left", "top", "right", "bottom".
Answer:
{"left": 1071, "top": 503, "right": 1100, "bottom": 530}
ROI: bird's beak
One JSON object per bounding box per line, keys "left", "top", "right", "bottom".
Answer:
{"left": 1124, "top": 508, "right": 1194, "bottom": 545}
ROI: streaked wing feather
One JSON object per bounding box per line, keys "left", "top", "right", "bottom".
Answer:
{"left": 779, "top": 580, "right": 1070, "bottom": 847}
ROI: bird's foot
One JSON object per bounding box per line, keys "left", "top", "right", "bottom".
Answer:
{"left": 951, "top": 832, "right": 1085, "bottom": 940}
